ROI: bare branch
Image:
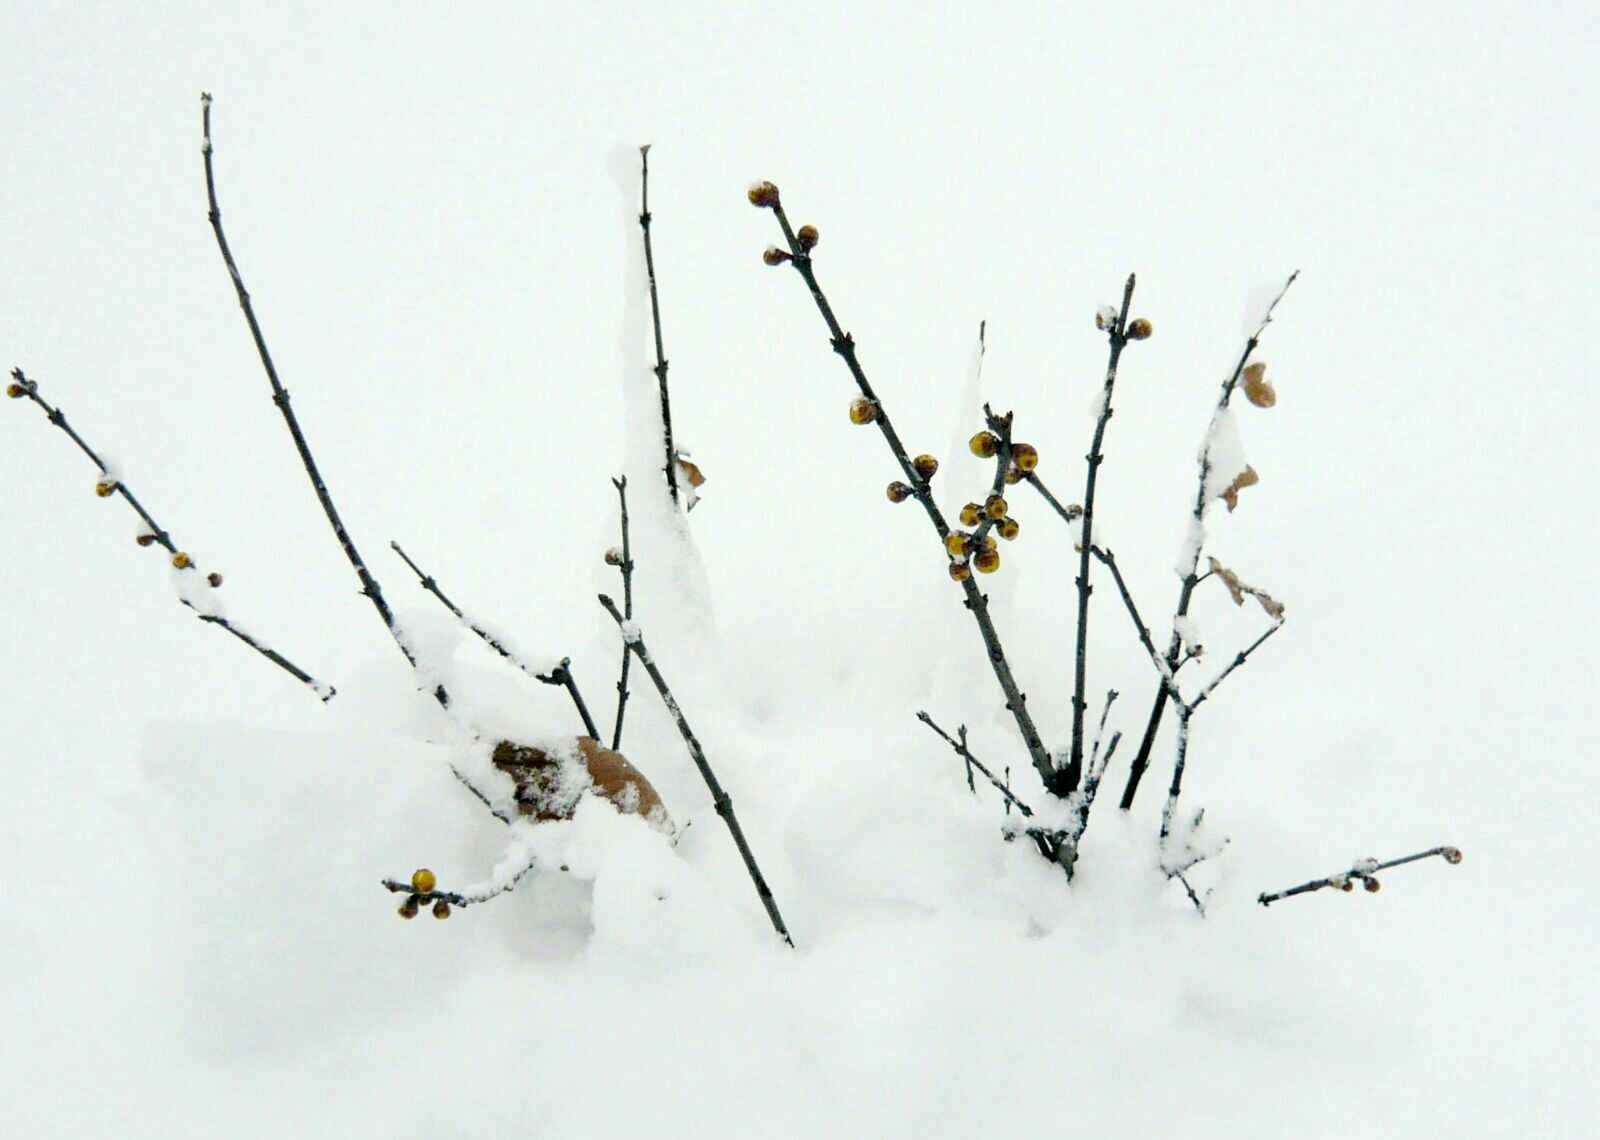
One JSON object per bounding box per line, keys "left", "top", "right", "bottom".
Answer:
{"left": 608, "top": 475, "right": 635, "bottom": 749}
{"left": 1122, "top": 270, "right": 1300, "bottom": 810}
{"left": 636, "top": 146, "right": 679, "bottom": 506}
{"left": 599, "top": 594, "right": 793, "bottom": 946}
{"left": 1258, "top": 845, "right": 1463, "bottom": 907}
{"left": 6, "top": 367, "right": 334, "bottom": 700}
{"left": 1064, "top": 273, "right": 1138, "bottom": 795}
{"left": 200, "top": 92, "right": 444, "bottom": 709}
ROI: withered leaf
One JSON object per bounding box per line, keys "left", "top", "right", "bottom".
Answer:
{"left": 1241, "top": 362, "right": 1276, "bottom": 408}
{"left": 1206, "top": 556, "right": 1285, "bottom": 620}
{"left": 1220, "top": 465, "right": 1259, "bottom": 512}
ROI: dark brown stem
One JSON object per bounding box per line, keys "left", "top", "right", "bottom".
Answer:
{"left": 609, "top": 475, "right": 635, "bottom": 749}
{"left": 1064, "top": 274, "right": 1136, "bottom": 795}
{"left": 7, "top": 367, "right": 334, "bottom": 700}
{"left": 200, "top": 93, "right": 445, "bottom": 709}
{"left": 599, "top": 594, "right": 792, "bottom": 946}
{"left": 1121, "top": 271, "right": 1299, "bottom": 810}
{"left": 760, "top": 193, "right": 1054, "bottom": 792}
{"left": 388, "top": 541, "right": 598, "bottom": 738}
{"left": 1258, "top": 845, "right": 1462, "bottom": 906}
{"left": 637, "top": 147, "right": 678, "bottom": 506}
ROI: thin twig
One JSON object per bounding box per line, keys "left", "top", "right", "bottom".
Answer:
{"left": 637, "top": 146, "right": 679, "bottom": 506}
{"left": 1121, "top": 271, "right": 1299, "bottom": 810}
{"left": 381, "top": 861, "right": 538, "bottom": 911}
{"left": 7, "top": 367, "right": 334, "bottom": 700}
{"left": 1021, "top": 471, "right": 1082, "bottom": 528}
{"left": 599, "top": 594, "right": 792, "bottom": 946}
{"left": 1090, "top": 547, "right": 1182, "bottom": 702}
{"left": 609, "top": 476, "right": 635, "bottom": 749}
{"left": 199, "top": 92, "right": 445, "bottom": 709}
{"left": 388, "top": 541, "right": 598, "bottom": 738}
{"left": 1258, "top": 845, "right": 1463, "bottom": 907}
{"left": 1185, "top": 619, "right": 1284, "bottom": 713}
{"left": 916, "top": 711, "right": 1034, "bottom": 817}
{"left": 1064, "top": 273, "right": 1137, "bottom": 794}
{"left": 757, "top": 188, "right": 1054, "bottom": 792}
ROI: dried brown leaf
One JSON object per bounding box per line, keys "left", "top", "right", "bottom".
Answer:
{"left": 1220, "top": 465, "right": 1259, "bottom": 512}
{"left": 1206, "top": 555, "right": 1286, "bottom": 619}
{"left": 1241, "top": 362, "right": 1276, "bottom": 408}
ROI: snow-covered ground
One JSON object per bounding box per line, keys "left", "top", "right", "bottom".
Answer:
{"left": 3, "top": 5, "right": 1594, "bottom": 1137}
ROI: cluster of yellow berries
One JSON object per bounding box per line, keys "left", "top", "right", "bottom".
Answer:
{"left": 397, "top": 867, "right": 451, "bottom": 920}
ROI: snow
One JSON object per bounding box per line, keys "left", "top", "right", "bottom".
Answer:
{"left": 1200, "top": 406, "right": 1248, "bottom": 505}
{"left": 3, "top": 7, "right": 1595, "bottom": 1139}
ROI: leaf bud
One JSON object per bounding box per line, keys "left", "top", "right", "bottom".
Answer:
{"left": 1442, "top": 847, "right": 1463, "bottom": 865}
{"left": 984, "top": 494, "right": 1008, "bottom": 520}
{"left": 948, "top": 560, "right": 972, "bottom": 582}
{"left": 604, "top": 546, "right": 624, "bottom": 566}
{"left": 135, "top": 532, "right": 157, "bottom": 548}
{"left": 969, "top": 431, "right": 1000, "bottom": 458}
{"left": 912, "top": 454, "right": 939, "bottom": 480}
{"left": 1010, "top": 442, "right": 1039, "bottom": 472}
{"left": 1126, "top": 318, "right": 1153, "bottom": 340}
{"left": 411, "top": 868, "right": 437, "bottom": 893}
{"left": 171, "top": 552, "right": 192, "bottom": 570}
{"left": 762, "top": 246, "right": 792, "bottom": 266}
{"left": 998, "top": 517, "right": 1020, "bottom": 541}
{"left": 959, "top": 502, "right": 982, "bottom": 527}
{"left": 398, "top": 895, "right": 420, "bottom": 920}
{"left": 1363, "top": 877, "right": 1381, "bottom": 893}
{"left": 747, "top": 181, "right": 780, "bottom": 208}
{"left": 432, "top": 900, "right": 451, "bottom": 919}
{"left": 848, "top": 397, "right": 878, "bottom": 425}
{"left": 945, "top": 532, "right": 972, "bottom": 558}
{"left": 206, "top": 572, "right": 224, "bottom": 588}
{"left": 975, "top": 549, "right": 1001, "bottom": 574}
{"left": 796, "top": 224, "right": 819, "bottom": 251}
{"left": 886, "top": 481, "right": 913, "bottom": 503}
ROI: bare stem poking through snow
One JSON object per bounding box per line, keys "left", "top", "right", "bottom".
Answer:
{"left": 1258, "top": 846, "right": 1463, "bottom": 906}
{"left": 200, "top": 93, "right": 446, "bottom": 710}
{"left": 599, "top": 593, "right": 793, "bottom": 947}
{"left": 636, "top": 146, "right": 679, "bottom": 507}
{"left": 1064, "top": 273, "right": 1138, "bottom": 797}
{"left": 756, "top": 187, "right": 1055, "bottom": 798}
{"left": 1121, "top": 271, "right": 1299, "bottom": 811}
{"left": 6, "top": 367, "right": 334, "bottom": 700}
{"left": 609, "top": 476, "right": 636, "bottom": 749}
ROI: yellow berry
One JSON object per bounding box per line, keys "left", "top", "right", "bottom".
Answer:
{"left": 959, "top": 503, "right": 982, "bottom": 527}
{"left": 849, "top": 397, "right": 878, "bottom": 425}
{"left": 1127, "top": 318, "right": 1153, "bottom": 340}
{"left": 95, "top": 480, "right": 116, "bottom": 498}
{"left": 969, "top": 431, "right": 1000, "bottom": 458}
{"left": 984, "top": 495, "right": 1008, "bottom": 520}
{"left": 948, "top": 560, "right": 972, "bottom": 582}
{"left": 886, "top": 481, "right": 913, "bottom": 503}
{"left": 975, "top": 549, "right": 1000, "bottom": 574}
{"left": 747, "top": 181, "right": 780, "bottom": 208}
{"left": 979, "top": 533, "right": 997, "bottom": 554}
{"left": 398, "top": 896, "right": 420, "bottom": 920}
{"left": 1011, "top": 443, "right": 1039, "bottom": 472}
{"left": 171, "top": 552, "right": 192, "bottom": 570}
{"left": 945, "top": 532, "right": 971, "bottom": 557}
{"left": 411, "top": 868, "right": 437, "bottom": 894}
{"left": 912, "top": 454, "right": 939, "bottom": 480}
{"left": 432, "top": 900, "right": 451, "bottom": 919}
{"left": 1004, "top": 464, "right": 1024, "bottom": 485}
{"left": 796, "top": 224, "right": 819, "bottom": 251}
{"left": 6, "top": 382, "right": 25, "bottom": 399}
{"left": 998, "top": 517, "right": 1020, "bottom": 541}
